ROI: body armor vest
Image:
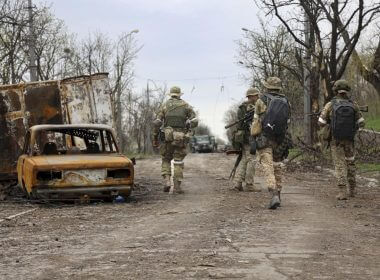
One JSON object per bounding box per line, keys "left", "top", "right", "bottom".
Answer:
{"left": 164, "top": 99, "right": 187, "bottom": 128}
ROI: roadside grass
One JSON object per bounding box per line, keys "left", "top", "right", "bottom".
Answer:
{"left": 357, "top": 162, "right": 380, "bottom": 173}
{"left": 365, "top": 118, "right": 380, "bottom": 132}
{"left": 288, "top": 148, "right": 302, "bottom": 159}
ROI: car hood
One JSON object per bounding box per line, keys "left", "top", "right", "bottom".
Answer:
{"left": 28, "top": 154, "right": 132, "bottom": 170}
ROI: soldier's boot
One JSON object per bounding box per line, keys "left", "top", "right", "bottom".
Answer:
{"left": 245, "top": 183, "right": 262, "bottom": 192}
{"left": 268, "top": 190, "right": 281, "bottom": 210}
{"left": 163, "top": 175, "right": 171, "bottom": 192}
{"left": 348, "top": 184, "right": 356, "bottom": 198}
{"left": 173, "top": 179, "right": 184, "bottom": 194}
{"left": 336, "top": 185, "right": 348, "bottom": 200}
{"left": 232, "top": 181, "right": 243, "bottom": 191}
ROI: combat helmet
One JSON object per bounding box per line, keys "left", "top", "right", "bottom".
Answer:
{"left": 246, "top": 87, "right": 260, "bottom": 97}
{"left": 169, "top": 86, "right": 183, "bottom": 97}
{"left": 262, "top": 77, "right": 282, "bottom": 91}
{"left": 333, "top": 79, "right": 351, "bottom": 94}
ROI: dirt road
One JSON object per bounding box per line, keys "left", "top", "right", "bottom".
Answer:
{"left": 0, "top": 153, "right": 379, "bottom": 280}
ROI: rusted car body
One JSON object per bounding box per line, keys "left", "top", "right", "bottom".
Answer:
{"left": 0, "top": 73, "right": 114, "bottom": 183}
{"left": 17, "top": 124, "right": 134, "bottom": 199}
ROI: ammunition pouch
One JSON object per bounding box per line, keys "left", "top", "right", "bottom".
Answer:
{"left": 165, "top": 116, "right": 186, "bottom": 128}
{"left": 249, "top": 137, "right": 257, "bottom": 155}
{"left": 172, "top": 131, "right": 186, "bottom": 147}
{"left": 256, "top": 134, "right": 269, "bottom": 150}
{"left": 164, "top": 127, "right": 174, "bottom": 142}
{"left": 234, "top": 130, "right": 245, "bottom": 144}
{"left": 251, "top": 119, "right": 262, "bottom": 136}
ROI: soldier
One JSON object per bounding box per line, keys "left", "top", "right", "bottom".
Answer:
{"left": 318, "top": 80, "right": 365, "bottom": 200}
{"left": 232, "top": 88, "right": 261, "bottom": 192}
{"left": 251, "top": 77, "right": 291, "bottom": 210}
{"left": 152, "top": 86, "right": 198, "bottom": 194}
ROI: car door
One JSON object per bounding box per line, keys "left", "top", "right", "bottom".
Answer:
{"left": 17, "top": 131, "right": 30, "bottom": 191}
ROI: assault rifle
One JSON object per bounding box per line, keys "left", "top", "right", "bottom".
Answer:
{"left": 225, "top": 109, "right": 255, "bottom": 129}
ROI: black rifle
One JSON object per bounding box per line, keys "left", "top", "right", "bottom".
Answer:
{"left": 225, "top": 109, "right": 255, "bottom": 129}
{"left": 226, "top": 150, "right": 243, "bottom": 180}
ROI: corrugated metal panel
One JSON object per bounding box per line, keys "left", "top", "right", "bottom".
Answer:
{"left": 88, "top": 74, "right": 114, "bottom": 127}
{"left": 60, "top": 73, "right": 113, "bottom": 126}
{"left": 60, "top": 76, "right": 93, "bottom": 125}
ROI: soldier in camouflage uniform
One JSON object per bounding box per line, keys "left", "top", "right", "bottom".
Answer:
{"left": 251, "top": 77, "right": 289, "bottom": 210}
{"left": 318, "top": 80, "right": 365, "bottom": 200}
{"left": 232, "top": 88, "right": 261, "bottom": 192}
{"left": 152, "top": 86, "right": 198, "bottom": 194}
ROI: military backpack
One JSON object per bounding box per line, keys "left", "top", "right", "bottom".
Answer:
{"left": 261, "top": 93, "right": 290, "bottom": 144}
{"left": 331, "top": 98, "right": 356, "bottom": 141}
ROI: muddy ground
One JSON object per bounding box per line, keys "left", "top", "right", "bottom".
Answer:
{"left": 0, "top": 153, "right": 379, "bottom": 280}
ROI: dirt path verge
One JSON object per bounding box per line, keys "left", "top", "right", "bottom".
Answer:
{"left": 0, "top": 153, "right": 379, "bottom": 279}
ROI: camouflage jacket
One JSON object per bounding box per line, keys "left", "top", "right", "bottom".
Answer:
{"left": 153, "top": 97, "right": 196, "bottom": 138}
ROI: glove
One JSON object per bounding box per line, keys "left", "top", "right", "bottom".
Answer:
{"left": 152, "top": 139, "right": 159, "bottom": 148}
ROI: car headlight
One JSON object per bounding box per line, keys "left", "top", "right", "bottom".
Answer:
{"left": 37, "top": 170, "right": 62, "bottom": 181}
{"left": 107, "top": 168, "right": 131, "bottom": 178}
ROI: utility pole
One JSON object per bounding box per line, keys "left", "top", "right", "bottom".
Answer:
{"left": 28, "top": 0, "right": 37, "bottom": 81}
{"left": 145, "top": 81, "right": 152, "bottom": 154}
{"left": 303, "top": 8, "right": 312, "bottom": 145}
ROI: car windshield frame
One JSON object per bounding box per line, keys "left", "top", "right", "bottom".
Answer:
{"left": 26, "top": 126, "right": 119, "bottom": 156}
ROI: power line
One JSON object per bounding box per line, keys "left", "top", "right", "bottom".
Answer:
{"left": 135, "top": 74, "right": 239, "bottom": 83}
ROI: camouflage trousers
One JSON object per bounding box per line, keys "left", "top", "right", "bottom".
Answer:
{"left": 160, "top": 141, "right": 187, "bottom": 180}
{"left": 235, "top": 144, "right": 256, "bottom": 185}
{"left": 257, "top": 145, "right": 283, "bottom": 192}
{"left": 330, "top": 139, "right": 356, "bottom": 189}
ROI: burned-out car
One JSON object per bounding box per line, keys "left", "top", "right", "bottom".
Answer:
{"left": 17, "top": 124, "right": 134, "bottom": 200}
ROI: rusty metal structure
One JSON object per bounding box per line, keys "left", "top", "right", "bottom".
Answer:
{"left": 0, "top": 73, "right": 114, "bottom": 182}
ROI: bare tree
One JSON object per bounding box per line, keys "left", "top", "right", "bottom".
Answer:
{"left": 237, "top": 21, "right": 304, "bottom": 118}
{"left": 194, "top": 122, "right": 212, "bottom": 135}
{"left": 0, "top": 0, "right": 72, "bottom": 83}
{"left": 223, "top": 103, "right": 239, "bottom": 143}
{"left": 257, "top": 0, "right": 380, "bottom": 100}
{"left": 79, "top": 32, "right": 112, "bottom": 75}
{"left": 0, "top": 0, "right": 29, "bottom": 84}
{"left": 238, "top": 20, "right": 303, "bottom": 86}
{"left": 111, "top": 31, "right": 141, "bottom": 152}
{"left": 348, "top": 32, "right": 380, "bottom": 95}
{"left": 33, "top": 7, "right": 70, "bottom": 80}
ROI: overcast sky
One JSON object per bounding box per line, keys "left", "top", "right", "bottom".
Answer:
{"left": 40, "top": 0, "right": 262, "bottom": 140}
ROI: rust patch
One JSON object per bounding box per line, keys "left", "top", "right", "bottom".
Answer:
{"left": 24, "top": 84, "right": 63, "bottom": 126}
